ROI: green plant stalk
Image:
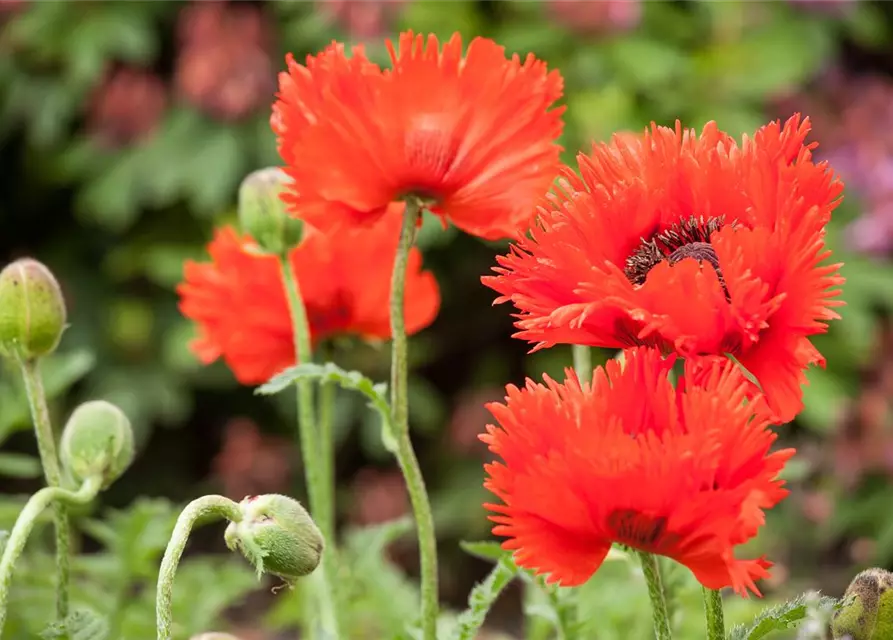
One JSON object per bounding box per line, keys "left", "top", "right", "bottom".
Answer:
{"left": 155, "top": 495, "right": 242, "bottom": 640}
{"left": 279, "top": 256, "right": 340, "bottom": 639}
{"left": 702, "top": 587, "right": 725, "bottom": 640}
{"left": 18, "top": 356, "right": 71, "bottom": 622}
{"left": 0, "top": 476, "right": 102, "bottom": 633}
{"left": 637, "top": 551, "right": 672, "bottom": 640}
{"left": 318, "top": 343, "right": 336, "bottom": 542}
{"left": 390, "top": 200, "right": 438, "bottom": 640}
{"left": 572, "top": 344, "right": 592, "bottom": 383}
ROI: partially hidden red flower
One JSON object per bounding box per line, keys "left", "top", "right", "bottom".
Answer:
{"left": 482, "top": 346, "right": 794, "bottom": 596}
{"left": 272, "top": 30, "right": 565, "bottom": 240}
{"left": 177, "top": 219, "right": 440, "bottom": 384}
{"left": 484, "top": 115, "right": 845, "bottom": 424}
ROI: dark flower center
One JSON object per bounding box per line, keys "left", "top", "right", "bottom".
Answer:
{"left": 624, "top": 216, "right": 729, "bottom": 295}
{"left": 607, "top": 509, "right": 669, "bottom": 549}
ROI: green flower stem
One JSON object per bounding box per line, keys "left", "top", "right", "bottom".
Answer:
{"left": 18, "top": 356, "right": 71, "bottom": 622}
{"left": 279, "top": 256, "right": 340, "bottom": 639}
{"left": 702, "top": 587, "right": 725, "bottom": 640}
{"left": 637, "top": 551, "right": 672, "bottom": 640}
{"left": 572, "top": 344, "right": 592, "bottom": 383}
{"left": 390, "top": 200, "right": 438, "bottom": 640}
{"left": 318, "top": 343, "right": 336, "bottom": 542}
{"left": 0, "top": 476, "right": 102, "bottom": 633}
{"left": 155, "top": 495, "right": 242, "bottom": 640}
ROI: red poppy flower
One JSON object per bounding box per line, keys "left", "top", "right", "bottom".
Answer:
{"left": 484, "top": 115, "right": 844, "bottom": 423}
{"left": 177, "top": 219, "right": 440, "bottom": 384}
{"left": 481, "top": 346, "right": 793, "bottom": 596}
{"left": 272, "top": 30, "right": 565, "bottom": 240}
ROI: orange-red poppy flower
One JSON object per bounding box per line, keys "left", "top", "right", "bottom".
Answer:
{"left": 272, "top": 30, "right": 565, "bottom": 240}
{"left": 484, "top": 115, "right": 844, "bottom": 424}
{"left": 177, "top": 219, "right": 440, "bottom": 385}
{"left": 481, "top": 346, "right": 793, "bottom": 596}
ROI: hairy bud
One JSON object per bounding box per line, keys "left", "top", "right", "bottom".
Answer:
{"left": 832, "top": 568, "right": 893, "bottom": 639}
{"left": 224, "top": 494, "right": 323, "bottom": 584}
{"left": 0, "top": 258, "right": 66, "bottom": 360}
{"left": 60, "top": 400, "right": 135, "bottom": 488}
{"left": 238, "top": 167, "right": 303, "bottom": 256}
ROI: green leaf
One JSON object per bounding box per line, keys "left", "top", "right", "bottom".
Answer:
{"left": 40, "top": 608, "right": 108, "bottom": 640}
{"left": 453, "top": 555, "right": 520, "bottom": 640}
{"left": 0, "top": 452, "right": 43, "bottom": 478}
{"left": 460, "top": 540, "right": 508, "bottom": 564}
{"left": 728, "top": 593, "right": 836, "bottom": 640}
{"left": 257, "top": 362, "right": 396, "bottom": 453}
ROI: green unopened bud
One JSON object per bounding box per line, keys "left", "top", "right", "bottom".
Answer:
{"left": 832, "top": 568, "right": 893, "bottom": 639}
{"left": 0, "top": 258, "right": 66, "bottom": 360}
{"left": 224, "top": 494, "right": 323, "bottom": 585}
{"left": 238, "top": 167, "right": 303, "bottom": 255}
{"left": 60, "top": 400, "right": 134, "bottom": 488}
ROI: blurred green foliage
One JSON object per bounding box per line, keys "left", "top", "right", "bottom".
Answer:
{"left": 3, "top": 0, "right": 893, "bottom": 637}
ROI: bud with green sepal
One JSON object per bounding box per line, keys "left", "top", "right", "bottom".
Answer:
{"left": 0, "top": 258, "right": 67, "bottom": 361}
{"left": 60, "top": 400, "right": 135, "bottom": 489}
{"left": 832, "top": 568, "right": 893, "bottom": 639}
{"left": 238, "top": 167, "right": 304, "bottom": 256}
{"left": 224, "top": 494, "right": 323, "bottom": 584}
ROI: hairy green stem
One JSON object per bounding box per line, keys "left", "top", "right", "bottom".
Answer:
{"left": 702, "top": 587, "right": 725, "bottom": 640}
{"left": 390, "top": 200, "right": 438, "bottom": 640}
{"left": 318, "top": 343, "right": 336, "bottom": 542}
{"left": 637, "top": 551, "right": 672, "bottom": 640}
{"left": 19, "top": 356, "right": 71, "bottom": 622}
{"left": 0, "top": 476, "right": 102, "bottom": 633}
{"left": 155, "top": 495, "right": 242, "bottom": 640}
{"left": 279, "top": 256, "right": 340, "bottom": 639}
{"left": 572, "top": 344, "right": 592, "bottom": 383}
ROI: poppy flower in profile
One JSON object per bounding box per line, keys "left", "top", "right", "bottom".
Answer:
{"left": 177, "top": 219, "right": 440, "bottom": 385}
{"left": 483, "top": 115, "right": 845, "bottom": 423}
{"left": 481, "top": 346, "right": 793, "bottom": 596}
{"left": 272, "top": 30, "right": 565, "bottom": 240}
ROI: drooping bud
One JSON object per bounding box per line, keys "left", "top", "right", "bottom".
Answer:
{"left": 832, "top": 568, "right": 893, "bottom": 639}
{"left": 0, "top": 258, "right": 67, "bottom": 360}
{"left": 224, "top": 494, "right": 323, "bottom": 584}
{"left": 237, "top": 168, "right": 304, "bottom": 256}
{"left": 60, "top": 400, "right": 135, "bottom": 488}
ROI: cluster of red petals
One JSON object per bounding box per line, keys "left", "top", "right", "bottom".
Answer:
{"left": 272, "top": 30, "right": 565, "bottom": 240}
{"left": 484, "top": 115, "right": 845, "bottom": 424}
{"left": 482, "top": 346, "right": 793, "bottom": 596}
{"left": 177, "top": 219, "right": 439, "bottom": 385}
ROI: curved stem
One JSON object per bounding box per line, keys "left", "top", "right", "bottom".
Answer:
{"left": 390, "top": 200, "right": 438, "bottom": 640}
{"left": 18, "top": 356, "right": 71, "bottom": 622}
{"left": 572, "top": 345, "right": 592, "bottom": 384}
{"left": 637, "top": 551, "right": 672, "bottom": 640}
{"left": 155, "top": 495, "right": 242, "bottom": 640}
{"left": 702, "top": 587, "right": 725, "bottom": 640}
{"left": 279, "top": 256, "right": 340, "bottom": 639}
{"left": 0, "top": 476, "right": 102, "bottom": 633}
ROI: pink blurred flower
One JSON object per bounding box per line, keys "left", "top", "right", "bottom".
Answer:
{"left": 547, "top": 0, "right": 641, "bottom": 35}
{"left": 447, "top": 388, "right": 505, "bottom": 457}
{"left": 174, "top": 1, "right": 275, "bottom": 121}
{"left": 350, "top": 468, "right": 409, "bottom": 526}
{"left": 317, "top": 0, "right": 408, "bottom": 40}
{"left": 212, "top": 418, "right": 293, "bottom": 499}
{"left": 87, "top": 67, "right": 167, "bottom": 148}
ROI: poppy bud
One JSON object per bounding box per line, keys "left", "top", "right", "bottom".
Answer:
{"left": 238, "top": 167, "right": 304, "bottom": 256}
{"left": 0, "top": 258, "right": 66, "bottom": 360}
{"left": 832, "top": 568, "right": 893, "bottom": 639}
{"left": 60, "top": 400, "right": 135, "bottom": 488}
{"left": 223, "top": 494, "right": 323, "bottom": 584}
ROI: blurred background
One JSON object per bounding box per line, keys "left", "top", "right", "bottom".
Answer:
{"left": 3, "top": 0, "right": 893, "bottom": 638}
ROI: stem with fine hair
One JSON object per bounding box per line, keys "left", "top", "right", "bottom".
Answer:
{"left": 318, "top": 342, "right": 336, "bottom": 542}
{"left": 0, "top": 476, "right": 102, "bottom": 633}
{"left": 702, "top": 587, "right": 725, "bottom": 640}
{"left": 572, "top": 344, "right": 592, "bottom": 383}
{"left": 637, "top": 551, "right": 672, "bottom": 640}
{"left": 390, "top": 199, "right": 438, "bottom": 640}
{"left": 18, "top": 356, "right": 71, "bottom": 622}
{"left": 279, "top": 255, "right": 340, "bottom": 638}
{"left": 155, "top": 495, "right": 242, "bottom": 640}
